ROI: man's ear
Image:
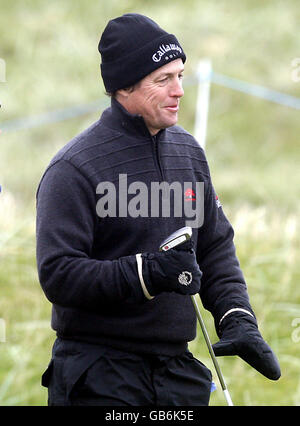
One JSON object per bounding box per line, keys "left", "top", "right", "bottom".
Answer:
{"left": 116, "top": 86, "right": 135, "bottom": 100}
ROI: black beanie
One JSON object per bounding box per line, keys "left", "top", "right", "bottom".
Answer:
{"left": 98, "top": 13, "right": 186, "bottom": 93}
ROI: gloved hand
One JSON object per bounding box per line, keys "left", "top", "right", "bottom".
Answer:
{"left": 142, "top": 240, "right": 202, "bottom": 297}
{"left": 212, "top": 312, "right": 281, "bottom": 380}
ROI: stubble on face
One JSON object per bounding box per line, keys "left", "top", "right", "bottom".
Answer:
{"left": 116, "top": 59, "right": 185, "bottom": 135}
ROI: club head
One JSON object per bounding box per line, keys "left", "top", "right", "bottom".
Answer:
{"left": 159, "top": 226, "right": 192, "bottom": 251}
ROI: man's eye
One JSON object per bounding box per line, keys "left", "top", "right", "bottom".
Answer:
{"left": 158, "top": 77, "right": 168, "bottom": 84}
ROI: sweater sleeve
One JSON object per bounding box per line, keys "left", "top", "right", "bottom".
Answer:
{"left": 196, "top": 173, "right": 255, "bottom": 331}
{"left": 36, "top": 160, "right": 144, "bottom": 310}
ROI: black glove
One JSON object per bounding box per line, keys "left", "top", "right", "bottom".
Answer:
{"left": 142, "top": 240, "right": 202, "bottom": 297}
{"left": 212, "top": 312, "right": 281, "bottom": 380}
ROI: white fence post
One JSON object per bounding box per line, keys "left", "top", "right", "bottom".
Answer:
{"left": 194, "top": 59, "right": 212, "bottom": 150}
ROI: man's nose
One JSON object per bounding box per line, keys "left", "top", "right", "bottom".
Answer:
{"left": 170, "top": 78, "right": 184, "bottom": 98}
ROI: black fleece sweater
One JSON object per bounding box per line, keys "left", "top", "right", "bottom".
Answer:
{"left": 36, "top": 99, "right": 252, "bottom": 356}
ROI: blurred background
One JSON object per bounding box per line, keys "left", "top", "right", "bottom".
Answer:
{"left": 0, "top": 0, "right": 299, "bottom": 406}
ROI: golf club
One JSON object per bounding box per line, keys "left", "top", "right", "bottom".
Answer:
{"left": 159, "top": 226, "right": 234, "bottom": 406}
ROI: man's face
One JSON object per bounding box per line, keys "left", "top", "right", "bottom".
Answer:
{"left": 121, "top": 59, "right": 185, "bottom": 135}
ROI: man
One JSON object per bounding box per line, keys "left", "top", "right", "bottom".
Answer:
{"left": 36, "top": 13, "right": 280, "bottom": 406}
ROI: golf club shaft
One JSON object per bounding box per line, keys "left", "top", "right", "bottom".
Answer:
{"left": 159, "top": 226, "right": 233, "bottom": 406}
{"left": 190, "top": 294, "right": 233, "bottom": 406}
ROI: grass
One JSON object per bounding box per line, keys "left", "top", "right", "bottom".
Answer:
{"left": 0, "top": 0, "right": 300, "bottom": 406}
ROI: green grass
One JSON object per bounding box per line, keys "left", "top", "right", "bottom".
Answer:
{"left": 0, "top": 0, "right": 300, "bottom": 406}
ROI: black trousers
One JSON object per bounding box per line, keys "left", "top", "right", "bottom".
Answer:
{"left": 42, "top": 338, "right": 212, "bottom": 406}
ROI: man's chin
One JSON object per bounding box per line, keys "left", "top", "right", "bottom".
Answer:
{"left": 162, "top": 113, "right": 179, "bottom": 128}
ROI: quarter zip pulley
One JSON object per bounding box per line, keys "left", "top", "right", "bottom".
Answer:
{"left": 151, "top": 134, "right": 164, "bottom": 182}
